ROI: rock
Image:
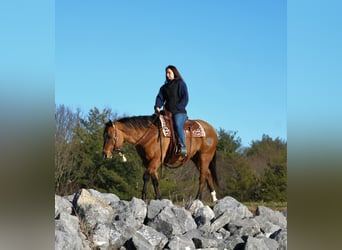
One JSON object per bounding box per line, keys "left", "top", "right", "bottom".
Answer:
{"left": 91, "top": 223, "right": 112, "bottom": 248}
{"left": 254, "top": 216, "right": 281, "bottom": 237}
{"left": 272, "top": 229, "right": 287, "bottom": 250}
{"left": 55, "top": 195, "right": 72, "bottom": 218}
{"left": 72, "top": 188, "right": 114, "bottom": 231}
{"left": 213, "top": 196, "right": 253, "bottom": 222}
{"left": 282, "top": 208, "right": 287, "bottom": 217}
{"left": 228, "top": 218, "right": 261, "bottom": 237}
{"left": 96, "top": 197, "right": 147, "bottom": 248}
{"left": 194, "top": 205, "right": 215, "bottom": 227}
{"left": 256, "top": 206, "right": 287, "bottom": 229}
{"left": 183, "top": 229, "right": 221, "bottom": 249}
{"left": 222, "top": 234, "right": 245, "bottom": 250}
{"left": 209, "top": 211, "right": 232, "bottom": 232}
{"left": 167, "top": 235, "right": 196, "bottom": 250}
{"left": 132, "top": 225, "right": 168, "bottom": 250}
{"left": 148, "top": 206, "right": 197, "bottom": 239}
{"left": 88, "top": 188, "right": 120, "bottom": 205}
{"left": 245, "top": 236, "right": 279, "bottom": 250}
{"left": 55, "top": 189, "right": 287, "bottom": 250}
{"left": 147, "top": 199, "right": 173, "bottom": 221}
{"left": 110, "top": 197, "right": 147, "bottom": 230}
{"left": 186, "top": 199, "right": 205, "bottom": 216}
{"left": 55, "top": 212, "right": 90, "bottom": 250}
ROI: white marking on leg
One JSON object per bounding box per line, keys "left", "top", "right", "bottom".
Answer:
{"left": 118, "top": 152, "right": 127, "bottom": 162}
{"left": 211, "top": 190, "right": 217, "bottom": 202}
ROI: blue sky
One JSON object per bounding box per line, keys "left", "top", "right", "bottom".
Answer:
{"left": 55, "top": 0, "right": 286, "bottom": 146}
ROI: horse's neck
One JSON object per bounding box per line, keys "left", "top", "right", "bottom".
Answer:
{"left": 119, "top": 126, "right": 147, "bottom": 145}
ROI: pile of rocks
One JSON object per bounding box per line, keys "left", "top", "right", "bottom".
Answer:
{"left": 55, "top": 189, "right": 287, "bottom": 249}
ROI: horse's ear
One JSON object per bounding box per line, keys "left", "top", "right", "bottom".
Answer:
{"left": 103, "top": 119, "right": 113, "bottom": 126}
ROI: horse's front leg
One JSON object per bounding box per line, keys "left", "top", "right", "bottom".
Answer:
{"left": 148, "top": 160, "right": 162, "bottom": 200}
{"left": 142, "top": 166, "right": 162, "bottom": 200}
{"left": 151, "top": 174, "right": 161, "bottom": 200}
{"left": 142, "top": 171, "right": 150, "bottom": 201}
{"left": 196, "top": 172, "right": 206, "bottom": 201}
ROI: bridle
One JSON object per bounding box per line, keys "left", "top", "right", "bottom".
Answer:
{"left": 105, "top": 122, "right": 121, "bottom": 154}
{"left": 105, "top": 114, "right": 160, "bottom": 160}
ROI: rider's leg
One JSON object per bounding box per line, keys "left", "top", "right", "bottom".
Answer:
{"left": 173, "top": 113, "right": 187, "bottom": 155}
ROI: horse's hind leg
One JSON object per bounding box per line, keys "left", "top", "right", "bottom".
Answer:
{"left": 206, "top": 171, "right": 218, "bottom": 202}
{"left": 194, "top": 154, "right": 217, "bottom": 201}
{"left": 142, "top": 171, "right": 150, "bottom": 201}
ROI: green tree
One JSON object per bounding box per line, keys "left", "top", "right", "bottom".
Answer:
{"left": 217, "top": 128, "right": 242, "bottom": 157}
{"left": 259, "top": 163, "right": 287, "bottom": 202}
{"left": 246, "top": 134, "right": 287, "bottom": 201}
{"left": 224, "top": 161, "right": 259, "bottom": 201}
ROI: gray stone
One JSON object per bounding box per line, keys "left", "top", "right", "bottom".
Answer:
{"left": 55, "top": 195, "right": 73, "bottom": 218}
{"left": 132, "top": 225, "right": 168, "bottom": 250}
{"left": 92, "top": 197, "right": 147, "bottom": 249}
{"left": 91, "top": 223, "right": 115, "bottom": 248}
{"left": 254, "top": 216, "right": 281, "bottom": 237}
{"left": 55, "top": 212, "right": 86, "bottom": 250}
{"left": 110, "top": 222, "right": 137, "bottom": 249}
{"left": 147, "top": 199, "right": 173, "bottom": 220}
{"left": 217, "top": 228, "right": 231, "bottom": 239}
{"left": 282, "top": 208, "right": 287, "bottom": 217}
{"left": 256, "top": 206, "right": 287, "bottom": 229}
{"left": 209, "top": 211, "right": 232, "bottom": 232}
{"left": 148, "top": 206, "right": 197, "bottom": 239}
{"left": 168, "top": 235, "right": 196, "bottom": 250}
{"left": 183, "top": 229, "right": 220, "bottom": 249}
{"left": 88, "top": 188, "right": 120, "bottom": 205}
{"left": 213, "top": 196, "right": 253, "bottom": 222}
{"left": 186, "top": 199, "right": 205, "bottom": 216}
{"left": 272, "top": 229, "right": 287, "bottom": 250}
{"left": 222, "top": 234, "right": 245, "bottom": 250}
{"left": 245, "top": 236, "right": 279, "bottom": 250}
{"left": 228, "top": 218, "right": 261, "bottom": 237}
{"left": 194, "top": 205, "right": 215, "bottom": 227}
{"left": 55, "top": 189, "right": 287, "bottom": 250}
{"left": 111, "top": 197, "right": 147, "bottom": 230}
{"left": 72, "top": 189, "right": 114, "bottom": 231}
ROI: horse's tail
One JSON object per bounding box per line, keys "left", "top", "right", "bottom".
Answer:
{"left": 209, "top": 151, "right": 219, "bottom": 187}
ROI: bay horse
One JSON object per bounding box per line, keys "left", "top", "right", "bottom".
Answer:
{"left": 102, "top": 114, "right": 219, "bottom": 202}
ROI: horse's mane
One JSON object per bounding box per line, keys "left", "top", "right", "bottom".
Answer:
{"left": 117, "top": 115, "right": 158, "bottom": 130}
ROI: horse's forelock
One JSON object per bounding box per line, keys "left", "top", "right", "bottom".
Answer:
{"left": 104, "top": 120, "right": 114, "bottom": 130}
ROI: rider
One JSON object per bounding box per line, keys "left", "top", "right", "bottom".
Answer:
{"left": 154, "top": 65, "right": 189, "bottom": 156}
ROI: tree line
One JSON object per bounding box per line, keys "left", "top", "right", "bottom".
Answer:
{"left": 55, "top": 104, "right": 286, "bottom": 202}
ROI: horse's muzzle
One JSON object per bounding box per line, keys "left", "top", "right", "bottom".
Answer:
{"left": 103, "top": 151, "right": 113, "bottom": 159}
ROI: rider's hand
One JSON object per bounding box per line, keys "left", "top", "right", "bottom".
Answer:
{"left": 154, "top": 107, "right": 160, "bottom": 113}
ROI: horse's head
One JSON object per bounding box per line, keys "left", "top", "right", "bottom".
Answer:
{"left": 102, "top": 119, "right": 125, "bottom": 160}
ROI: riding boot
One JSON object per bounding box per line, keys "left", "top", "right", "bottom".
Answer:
{"left": 180, "top": 144, "right": 187, "bottom": 156}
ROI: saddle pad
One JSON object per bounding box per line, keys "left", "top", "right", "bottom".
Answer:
{"left": 159, "top": 115, "right": 206, "bottom": 138}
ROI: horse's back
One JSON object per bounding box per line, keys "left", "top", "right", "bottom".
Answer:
{"left": 191, "top": 119, "right": 216, "bottom": 134}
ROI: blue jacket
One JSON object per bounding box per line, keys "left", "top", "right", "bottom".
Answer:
{"left": 155, "top": 78, "right": 189, "bottom": 114}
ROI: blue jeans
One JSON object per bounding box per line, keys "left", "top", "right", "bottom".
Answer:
{"left": 173, "top": 113, "right": 187, "bottom": 148}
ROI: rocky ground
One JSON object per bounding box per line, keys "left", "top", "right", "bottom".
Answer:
{"left": 55, "top": 189, "right": 287, "bottom": 249}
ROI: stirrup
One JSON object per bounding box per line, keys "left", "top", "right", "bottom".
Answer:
{"left": 180, "top": 148, "right": 187, "bottom": 156}
{"left": 176, "top": 145, "right": 187, "bottom": 156}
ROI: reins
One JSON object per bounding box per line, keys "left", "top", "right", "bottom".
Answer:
{"left": 133, "top": 114, "right": 160, "bottom": 146}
